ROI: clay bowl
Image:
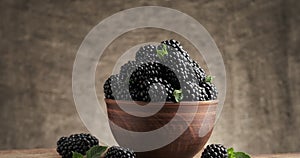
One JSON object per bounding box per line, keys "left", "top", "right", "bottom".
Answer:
{"left": 105, "top": 99, "right": 218, "bottom": 158}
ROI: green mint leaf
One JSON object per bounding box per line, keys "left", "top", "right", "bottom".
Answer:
{"left": 173, "top": 89, "right": 183, "bottom": 103}
{"left": 205, "top": 75, "right": 214, "bottom": 83}
{"left": 156, "top": 44, "right": 168, "bottom": 59}
{"left": 72, "top": 152, "right": 84, "bottom": 158}
{"left": 227, "top": 148, "right": 235, "bottom": 158}
{"left": 235, "top": 152, "right": 251, "bottom": 158}
{"left": 227, "top": 147, "right": 251, "bottom": 158}
{"left": 86, "top": 145, "right": 108, "bottom": 158}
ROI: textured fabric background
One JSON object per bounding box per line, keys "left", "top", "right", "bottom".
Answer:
{"left": 0, "top": 0, "right": 299, "bottom": 156}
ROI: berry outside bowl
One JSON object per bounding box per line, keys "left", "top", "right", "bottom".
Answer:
{"left": 105, "top": 99, "right": 218, "bottom": 158}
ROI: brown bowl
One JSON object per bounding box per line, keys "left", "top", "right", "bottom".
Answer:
{"left": 105, "top": 99, "right": 218, "bottom": 158}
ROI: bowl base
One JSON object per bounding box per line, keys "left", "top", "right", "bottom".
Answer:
{"left": 134, "top": 129, "right": 212, "bottom": 158}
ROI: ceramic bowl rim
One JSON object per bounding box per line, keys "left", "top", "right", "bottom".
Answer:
{"left": 105, "top": 99, "right": 218, "bottom": 107}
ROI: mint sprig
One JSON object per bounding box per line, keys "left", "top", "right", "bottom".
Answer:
{"left": 228, "top": 147, "right": 251, "bottom": 158}
{"left": 156, "top": 44, "right": 168, "bottom": 59}
{"left": 72, "top": 145, "right": 108, "bottom": 158}
{"left": 87, "top": 146, "right": 108, "bottom": 158}
{"left": 235, "top": 152, "right": 251, "bottom": 158}
{"left": 228, "top": 148, "right": 235, "bottom": 158}
{"left": 205, "top": 75, "right": 214, "bottom": 83}
{"left": 173, "top": 89, "right": 183, "bottom": 103}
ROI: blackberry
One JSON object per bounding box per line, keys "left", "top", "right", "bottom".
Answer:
{"left": 192, "top": 60, "right": 206, "bottom": 84}
{"left": 110, "top": 74, "right": 130, "bottom": 100}
{"left": 161, "top": 39, "right": 190, "bottom": 59}
{"left": 182, "top": 82, "right": 206, "bottom": 101}
{"left": 201, "top": 144, "right": 228, "bottom": 158}
{"left": 129, "top": 62, "right": 178, "bottom": 102}
{"left": 147, "top": 77, "right": 176, "bottom": 102}
{"left": 162, "top": 39, "right": 206, "bottom": 83}
{"left": 148, "top": 82, "right": 169, "bottom": 102}
{"left": 104, "top": 74, "right": 131, "bottom": 100}
{"left": 56, "top": 133, "right": 99, "bottom": 158}
{"left": 57, "top": 136, "right": 67, "bottom": 146}
{"left": 157, "top": 43, "right": 197, "bottom": 83}
{"left": 201, "top": 82, "right": 218, "bottom": 100}
{"left": 104, "top": 76, "right": 114, "bottom": 99}
{"left": 104, "top": 146, "right": 136, "bottom": 158}
{"left": 120, "top": 60, "right": 138, "bottom": 80}
{"left": 135, "top": 44, "right": 159, "bottom": 63}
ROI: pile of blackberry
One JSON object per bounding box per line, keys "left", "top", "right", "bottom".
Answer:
{"left": 56, "top": 133, "right": 99, "bottom": 158}
{"left": 103, "top": 39, "right": 218, "bottom": 102}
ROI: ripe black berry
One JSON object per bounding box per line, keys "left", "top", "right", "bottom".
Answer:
{"left": 120, "top": 60, "right": 138, "bottom": 80}
{"left": 104, "top": 76, "right": 114, "bottom": 99}
{"left": 181, "top": 82, "right": 206, "bottom": 101}
{"left": 201, "top": 144, "right": 228, "bottom": 158}
{"left": 129, "top": 62, "right": 178, "bottom": 102}
{"left": 56, "top": 133, "right": 99, "bottom": 158}
{"left": 162, "top": 39, "right": 206, "bottom": 84}
{"left": 201, "top": 82, "right": 218, "bottom": 100}
{"left": 135, "top": 45, "right": 159, "bottom": 63}
{"left": 161, "top": 39, "right": 190, "bottom": 59}
{"left": 104, "top": 146, "right": 136, "bottom": 158}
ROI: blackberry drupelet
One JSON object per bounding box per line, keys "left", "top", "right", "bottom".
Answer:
{"left": 104, "top": 146, "right": 136, "bottom": 158}
{"left": 201, "top": 144, "right": 228, "bottom": 158}
{"left": 56, "top": 133, "right": 99, "bottom": 158}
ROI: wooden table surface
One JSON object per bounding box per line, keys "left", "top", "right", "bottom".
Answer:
{"left": 0, "top": 149, "right": 299, "bottom": 158}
